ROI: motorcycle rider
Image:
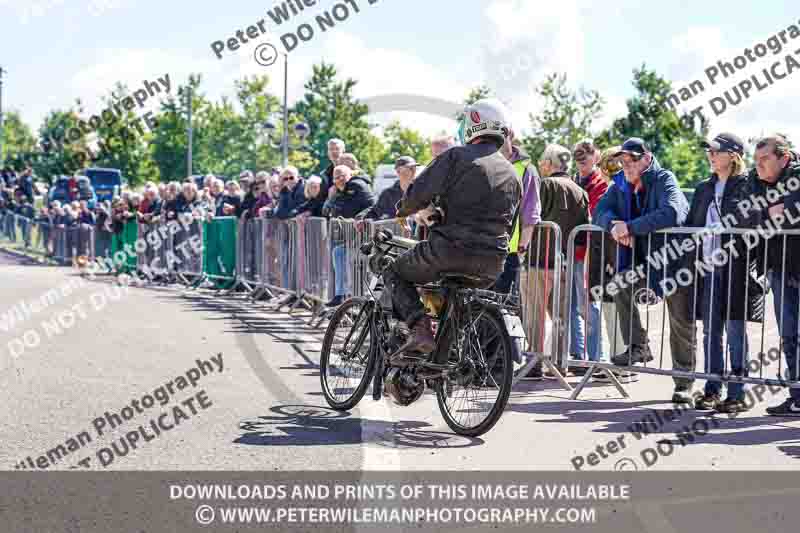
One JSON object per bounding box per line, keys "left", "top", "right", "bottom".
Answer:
{"left": 385, "top": 98, "right": 522, "bottom": 354}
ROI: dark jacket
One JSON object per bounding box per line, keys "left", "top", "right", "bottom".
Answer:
{"left": 215, "top": 195, "right": 241, "bottom": 218}
{"left": 593, "top": 156, "right": 690, "bottom": 297}
{"left": 237, "top": 192, "right": 257, "bottom": 219}
{"left": 358, "top": 181, "right": 403, "bottom": 220}
{"left": 323, "top": 176, "right": 375, "bottom": 219}
{"left": 176, "top": 195, "right": 201, "bottom": 214}
{"left": 321, "top": 163, "right": 335, "bottom": 200}
{"left": 296, "top": 192, "right": 325, "bottom": 218}
{"left": 748, "top": 155, "right": 800, "bottom": 280}
{"left": 163, "top": 198, "right": 180, "bottom": 220}
{"left": 274, "top": 180, "right": 307, "bottom": 220}
{"left": 78, "top": 211, "right": 96, "bottom": 225}
{"left": 686, "top": 172, "right": 761, "bottom": 321}
{"left": 145, "top": 198, "right": 163, "bottom": 215}
{"left": 398, "top": 142, "right": 521, "bottom": 256}
{"left": 533, "top": 172, "right": 590, "bottom": 268}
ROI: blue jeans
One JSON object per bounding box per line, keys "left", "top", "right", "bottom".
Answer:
{"left": 571, "top": 261, "right": 603, "bottom": 361}
{"left": 768, "top": 271, "right": 800, "bottom": 401}
{"left": 333, "top": 244, "right": 348, "bottom": 297}
{"left": 701, "top": 268, "right": 748, "bottom": 400}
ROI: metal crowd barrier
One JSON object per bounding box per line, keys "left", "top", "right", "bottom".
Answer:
{"left": 136, "top": 222, "right": 171, "bottom": 280}
{"left": 300, "top": 216, "right": 332, "bottom": 305}
{"left": 1, "top": 212, "right": 16, "bottom": 241}
{"left": 563, "top": 224, "right": 800, "bottom": 400}
{"left": 34, "top": 221, "right": 51, "bottom": 255}
{"left": 174, "top": 217, "right": 204, "bottom": 284}
{"left": 236, "top": 217, "right": 261, "bottom": 292}
{"left": 514, "top": 222, "right": 566, "bottom": 388}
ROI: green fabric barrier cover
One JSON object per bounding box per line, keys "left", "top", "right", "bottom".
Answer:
{"left": 109, "top": 221, "right": 138, "bottom": 274}
{"left": 203, "top": 217, "right": 237, "bottom": 288}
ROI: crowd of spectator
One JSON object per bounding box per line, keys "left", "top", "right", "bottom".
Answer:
{"left": 8, "top": 128, "right": 799, "bottom": 417}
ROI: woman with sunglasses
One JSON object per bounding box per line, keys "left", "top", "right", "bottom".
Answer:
{"left": 688, "top": 133, "right": 757, "bottom": 414}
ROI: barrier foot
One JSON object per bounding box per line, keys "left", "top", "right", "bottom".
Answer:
{"left": 512, "top": 355, "right": 540, "bottom": 388}
{"left": 569, "top": 364, "right": 631, "bottom": 400}
{"left": 569, "top": 363, "right": 598, "bottom": 400}
{"left": 288, "top": 294, "right": 313, "bottom": 315}
{"left": 604, "top": 368, "right": 631, "bottom": 399}
{"left": 273, "top": 294, "right": 298, "bottom": 310}
{"left": 542, "top": 358, "right": 573, "bottom": 392}
{"left": 256, "top": 287, "right": 275, "bottom": 302}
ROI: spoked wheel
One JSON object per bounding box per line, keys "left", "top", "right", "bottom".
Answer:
{"left": 436, "top": 310, "right": 513, "bottom": 437}
{"left": 319, "top": 297, "right": 377, "bottom": 411}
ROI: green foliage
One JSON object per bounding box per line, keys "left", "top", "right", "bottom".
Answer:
{"left": 382, "top": 121, "right": 431, "bottom": 164}
{"left": 90, "top": 82, "right": 158, "bottom": 186}
{"left": 7, "top": 63, "right": 716, "bottom": 191}
{"left": 149, "top": 75, "right": 199, "bottom": 182}
{"left": 32, "top": 105, "right": 92, "bottom": 183}
{"left": 523, "top": 73, "right": 605, "bottom": 160}
{"left": 597, "top": 66, "right": 710, "bottom": 186}
{"left": 293, "top": 62, "right": 385, "bottom": 176}
{"left": 1, "top": 110, "right": 37, "bottom": 167}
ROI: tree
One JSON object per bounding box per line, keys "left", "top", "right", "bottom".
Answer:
{"left": 1, "top": 110, "right": 37, "bottom": 168}
{"left": 149, "top": 75, "right": 201, "bottom": 182}
{"left": 293, "top": 62, "right": 386, "bottom": 177}
{"left": 522, "top": 73, "right": 605, "bottom": 160}
{"left": 91, "top": 82, "right": 159, "bottom": 186}
{"left": 382, "top": 121, "right": 431, "bottom": 163}
{"left": 30, "top": 106, "right": 93, "bottom": 183}
{"left": 597, "top": 66, "right": 710, "bottom": 186}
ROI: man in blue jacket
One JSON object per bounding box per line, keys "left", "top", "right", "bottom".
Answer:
{"left": 593, "top": 138, "right": 697, "bottom": 404}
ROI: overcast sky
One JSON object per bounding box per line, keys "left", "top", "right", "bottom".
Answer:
{"left": 1, "top": 0, "right": 798, "bottom": 148}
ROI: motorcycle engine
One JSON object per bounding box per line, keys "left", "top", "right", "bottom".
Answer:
{"left": 384, "top": 367, "right": 426, "bottom": 406}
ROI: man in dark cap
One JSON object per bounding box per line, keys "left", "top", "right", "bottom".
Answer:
{"left": 357, "top": 156, "right": 419, "bottom": 224}
{"left": 593, "top": 137, "right": 697, "bottom": 404}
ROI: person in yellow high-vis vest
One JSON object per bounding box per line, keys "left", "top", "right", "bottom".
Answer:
{"left": 493, "top": 132, "right": 538, "bottom": 295}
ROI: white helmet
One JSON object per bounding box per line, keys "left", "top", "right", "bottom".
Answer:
{"left": 459, "top": 98, "right": 512, "bottom": 145}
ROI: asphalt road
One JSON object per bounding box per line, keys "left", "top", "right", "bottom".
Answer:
{"left": 2, "top": 249, "right": 800, "bottom": 472}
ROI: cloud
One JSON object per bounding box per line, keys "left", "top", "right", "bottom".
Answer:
{"left": 229, "top": 30, "right": 465, "bottom": 138}
{"left": 665, "top": 26, "right": 800, "bottom": 147}
{"left": 68, "top": 48, "right": 223, "bottom": 117}
{"left": 475, "top": 0, "right": 585, "bottom": 135}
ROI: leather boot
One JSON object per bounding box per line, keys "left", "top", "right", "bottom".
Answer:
{"left": 397, "top": 316, "right": 436, "bottom": 354}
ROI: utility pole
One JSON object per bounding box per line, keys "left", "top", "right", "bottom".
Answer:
{"left": 0, "top": 66, "right": 6, "bottom": 165}
{"left": 186, "top": 86, "right": 193, "bottom": 177}
{"left": 282, "top": 53, "right": 289, "bottom": 168}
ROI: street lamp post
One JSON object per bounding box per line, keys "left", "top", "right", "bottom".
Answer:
{"left": 186, "top": 86, "right": 193, "bottom": 177}
{"left": 262, "top": 53, "right": 312, "bottom": 167}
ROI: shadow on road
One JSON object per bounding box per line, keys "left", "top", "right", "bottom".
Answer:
{"left": 235, "top": 404, "right": 483, "bottom": 450}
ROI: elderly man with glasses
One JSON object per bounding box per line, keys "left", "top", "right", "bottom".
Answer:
{"left": 323, "top": 164, "right": 376, "bottom": 308}
{"left": 593, "top": 137, "right": 696, "bottom": 404}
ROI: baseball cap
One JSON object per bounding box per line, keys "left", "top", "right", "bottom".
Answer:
{"left": 702, "top": 133, "right": 745, "bottom": 155}
{"left": 613, "top": 138, "right": 649, "bottom": 158}
{"left": 572, "top": 140, "right": 597, "bottom": 163}
{"left": 395, "top": 156, "right": 420, "bottom": 169}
